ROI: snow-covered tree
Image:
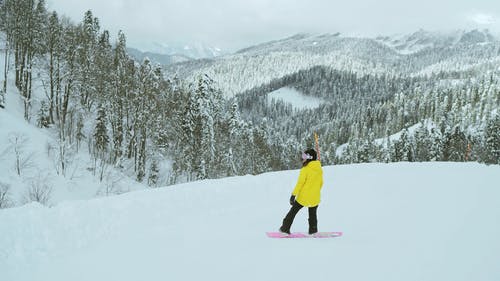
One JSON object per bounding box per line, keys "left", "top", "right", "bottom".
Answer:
{"left": 484, "top": 114, "right": 500, "bottom": 164}
{"left": 45, "top": 11, "right": 63, "bottom": 124}
{"left": 93, "top": 106, "right": 109, "bottom": 159}
{"left": 148, "top": 158, "right": 160, "bottom": 187}
{"left": 37, "top": 100, "right": 49, "bottom": 128}
{"left": 443, "top": 126, "right": 467, "bottom": 162}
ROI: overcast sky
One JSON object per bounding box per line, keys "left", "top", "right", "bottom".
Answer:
{"left": 46, "top": 0, "right": 500, "bottom": 52}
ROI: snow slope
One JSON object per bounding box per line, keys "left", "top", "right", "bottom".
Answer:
{"left": 0, "top": 101, "right": 143, "bottom": 205}
{"left": 1, "top": 162, "right": 499, "bottom": 281}
{"left": 0, "top": 37, "right": 146, "bottom": 207}
{"left": 267, "top": 87, "right": 324, "bottom": 110}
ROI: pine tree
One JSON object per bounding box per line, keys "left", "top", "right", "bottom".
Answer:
{"left": 344, "top": 139, "right": 360, "bottom": 164}
{"left": 400, "top": 128, "right": 413, "bottom": 162}
{"left": 148, "top": 159, "right": 160, "bottom": 187}
{"left": 75, "top": 114, "right": 85, "bottom": 152}
{"left": 383, "top": 129, "right": 392, "bottom": 163}
{"left": 443, "top": 126, "right": 467, "bottom": 162}
{"left": 429, "top": 128, "right": 442, "bottom": 161}
{"left": 391, "top": 140, "right": 401, "bottom": 162}
{"left": 4, "top": 0, "right": 49, "bottom": 119}
{"left": 178, "top": 88, "right": 197, "bottom": 180}
{"left": 227, "top": 102, "right": 243, "bottom": 174}
{"left": 136, "top": 135, "right": 146, "bottom": 182}
{"left": 93, "top": 106, "right": 109, "bottom": 159}
{"left": 484, "top": 114, "right": 500, "bottom": 164}
{"left": 109, "top": 30, "right": 129, "bottom": 163}
{"left": 46, "top": 11, "right": 63, "bottom": 124}
{"left": 37, "top": 100, "right": 49, "bottom": 128}
{"left": 414, "top": 124, "right": 429, "bottom": 161}
{"left": 0, "top": 0, "right": 8, "bottom": 108}
{"left": 95, "top": 30, "right": 113, "bottom": 104}
{"left": 0, "top": 0, "right": 10, "bottom": 98}
{"left": 135, "top": 58, "right": 158, "bottom": 181}
{"left": 358, "top": 140, "right": 370, "bottom": 163}
{"left": 92, "top": 106, "right": 109, "bottom": 181}
{"left": 179, "top": 74, "right": 225, "bottom": 179}
{"left": 78, "top": 10, "right": 100, "bottom": 110}
{"left": 252, "top": 121, "right": 271, "bottom": 174}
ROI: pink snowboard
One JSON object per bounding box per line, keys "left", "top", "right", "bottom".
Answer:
{"left": 266, "top": 231, "right": 343, "bottom": 238}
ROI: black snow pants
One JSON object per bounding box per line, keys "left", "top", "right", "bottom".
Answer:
{"left": 280, "top": 200, "right": 318, "bottom": 234}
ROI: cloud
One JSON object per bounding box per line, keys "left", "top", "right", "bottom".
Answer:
{"left": 46, "top": 0, "right": 500, "bottom": 51}
{"left": 468, "top": 13, "right": 496, "bottom": 25}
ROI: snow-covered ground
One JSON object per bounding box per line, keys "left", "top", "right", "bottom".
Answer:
{"left": 1, "top": 162, "right": 499, "bottom": 281}
{"left": 267, "top": 87, "right": 324, "bottom": 110}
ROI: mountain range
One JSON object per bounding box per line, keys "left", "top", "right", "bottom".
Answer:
{"left": 160, "top": 29, "right": 500, "bottom": 96}
{"left": 128, "top": 40, "right": 225, "bottom": 62}
{"left": 126, "top": 47, "right": 192, "bottom": 65}
{"left": 376, "top": 29, "right": 497, "bottom": 54}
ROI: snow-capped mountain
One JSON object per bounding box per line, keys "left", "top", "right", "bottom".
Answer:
{"left": 457, "top": 29, "right": 497, "bottom": 45}
{"left": 376, "top": 29, "right": 456, "bottom": 54}
{"left": 165, "top": 32, "right": 402, "bottom": 95}
{"left": 135, "top": 41, "right": 225, "bottom": 59}
{"left": 126, "top": 47, "right": 191, "bottom": 65}
{"left": 376, "top": 29, "right": 497, "bottom": 54}
{"left": 165, "top": 30, "right": 500, "bottom": 97}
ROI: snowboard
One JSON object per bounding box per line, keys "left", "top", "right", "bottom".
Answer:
{"left": 266, "top": 231, "right": 342, "bottom": 238}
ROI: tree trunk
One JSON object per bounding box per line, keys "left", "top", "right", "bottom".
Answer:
{"left": 49, "top": 51, "right": 55, "bottom": 123}
{"left": 23, "top": 56, "right": 32, "bottom": 121}
{"left": 61, "top": 79, "right": 71, "bottom": 131}
{"left": 2, "top": 40, "right": 8, "bottom": 94}
{"left": 14, "top": 44, "right": 20, "bottom": 88}
{"left": 55, "top": 57, "right": 61, "bottom": 122}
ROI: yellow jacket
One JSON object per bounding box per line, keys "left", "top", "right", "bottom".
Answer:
{"left": 292, "top": 160, "right": 324, "bottom": 207}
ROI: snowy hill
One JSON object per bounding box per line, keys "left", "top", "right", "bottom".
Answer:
{"left": 0, "top": 37, "right": 147, "bottom": 208}
{"left": 0, "top": 94, "right": 145, "bottom": 206}
{"left": 1, "top": 162, "right": 499, "bottom": 281}
{"left": 165, "top": 33, "right": 400, "bottom": 96}
{"left": 165, "top": 30, "right": 500, "bottom": 97}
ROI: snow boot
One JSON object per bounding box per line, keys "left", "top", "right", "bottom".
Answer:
{"left": 279, "top": 226, "right": 291, "bottom": 235}
{"left": 279, "top": 219, "right": 291, "bottom": 235}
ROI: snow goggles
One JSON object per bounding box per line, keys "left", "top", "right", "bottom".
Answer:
{"left": 301, "top": 152, "right": 313, "bottom": 160}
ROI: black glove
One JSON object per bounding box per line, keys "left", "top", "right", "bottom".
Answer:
{"left": 289, "top": 195, "right": 296, "bottom": 205}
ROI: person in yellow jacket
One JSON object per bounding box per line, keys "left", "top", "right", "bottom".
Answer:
{"left": 279, "top": 148, "right": 323, "bottom": 235}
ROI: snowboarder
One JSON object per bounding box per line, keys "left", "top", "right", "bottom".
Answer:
{"left": 279, "top": 148, "right": 323, "bottom": 235}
